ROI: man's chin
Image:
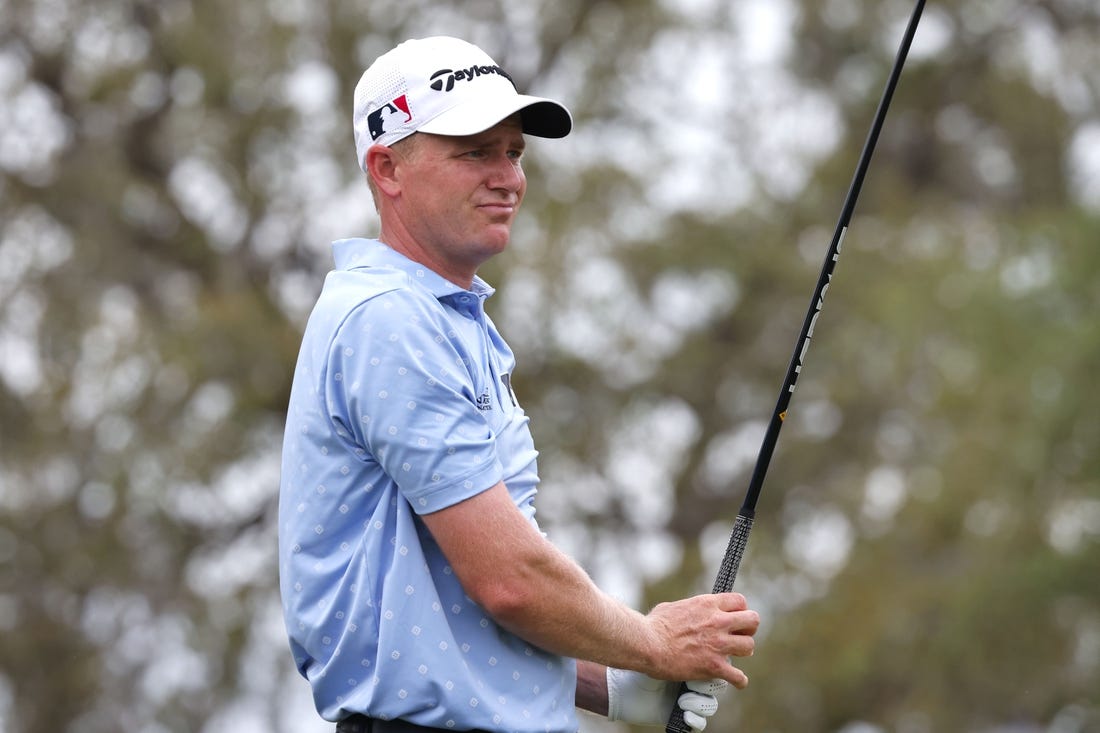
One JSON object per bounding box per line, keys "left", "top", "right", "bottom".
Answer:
{"left": 479, "top": 225, "right": 514, "bottom": 252}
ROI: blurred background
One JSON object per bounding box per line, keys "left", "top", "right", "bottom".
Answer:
{"left": 1, "top": 0, "right": 1098, "bottom": 731}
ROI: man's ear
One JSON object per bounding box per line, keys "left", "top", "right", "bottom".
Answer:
{"left": 365, "top": 144, "right": 402, "bottom": 198}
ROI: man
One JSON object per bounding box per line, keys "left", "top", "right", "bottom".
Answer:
{"left": 278, "top": 36, "right": 760, "bottom": 733}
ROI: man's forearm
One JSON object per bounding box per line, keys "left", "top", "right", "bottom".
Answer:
{"left": 483, "top": 530, "right": 659, "bottom": 670}
{"left": 422, "top": 482, "right": 758, "bottom": 687}
{"left": 422, "top": 482, "right": 661, "bottom": 671}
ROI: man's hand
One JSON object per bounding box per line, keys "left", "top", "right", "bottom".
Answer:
{"left": 606, "top": 668, "right": 727, "bottom": 731}
{"left": 641, "top": 592, "right": 759, "bottom": 687}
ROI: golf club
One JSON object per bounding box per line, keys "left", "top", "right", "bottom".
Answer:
{"left": 666, "top": 1, "right": 927, "bottom": 730}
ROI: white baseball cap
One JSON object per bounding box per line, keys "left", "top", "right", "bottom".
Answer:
{"left": 352, "top": 36, "right": 572, "bottom": 171}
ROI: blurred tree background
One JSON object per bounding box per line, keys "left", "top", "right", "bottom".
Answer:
{"left": 1, "top": 0, "right": 1097, "bottom": 731}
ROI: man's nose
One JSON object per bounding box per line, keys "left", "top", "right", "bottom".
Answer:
{"left": 487, "top": 156, "right": 525, "bottom": 192}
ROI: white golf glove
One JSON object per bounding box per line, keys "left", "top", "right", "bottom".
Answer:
{"left": 606, "top": 667, "right": 727, "bottom": 731}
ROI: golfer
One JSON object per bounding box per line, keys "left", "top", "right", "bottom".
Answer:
{"left": 278, "top": 36, "right": 760, "bottom": 733}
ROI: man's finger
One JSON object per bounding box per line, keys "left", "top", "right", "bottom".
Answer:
{"left": 727, "top": 609, "right": 760, "bottom": 634}
{"left": 678, "top": 691, "right": 720, "bottom": 717}
{"left": 713, "top": 592, "right": 748, "bottom": 612}
{"left": 725, "top": 665, "right": 749, "bottom": 690}
{"left": 685, "top": 678, "right": 728, "bottom": 697}
{"left": 683, "top": 710, "right": 708, "bottom": 731}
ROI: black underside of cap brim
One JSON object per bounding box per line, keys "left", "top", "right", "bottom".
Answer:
{"left": 520, "top": 101, "right": 572, "bottom": 139}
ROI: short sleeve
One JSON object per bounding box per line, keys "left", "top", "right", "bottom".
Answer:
{"left": 323, "top": 289, "right": 504, "bottom": 514}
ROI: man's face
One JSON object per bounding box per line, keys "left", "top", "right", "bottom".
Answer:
{"left": 391, "top": 116, "right": 527, "bottom": 282}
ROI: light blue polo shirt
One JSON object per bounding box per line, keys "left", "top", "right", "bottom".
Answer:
{"left": 279, "top": 238, "right": 578, "bottom": 732}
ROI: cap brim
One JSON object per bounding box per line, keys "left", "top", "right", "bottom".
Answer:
{"left": 416, "top": 94, "right": 572, "bottom": 139}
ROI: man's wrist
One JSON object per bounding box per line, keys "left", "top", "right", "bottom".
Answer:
{"left": 574, "top": 660, "right": 609, "bottom": 716}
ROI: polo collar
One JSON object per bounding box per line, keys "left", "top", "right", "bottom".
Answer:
{"left": 332, "top": 238, "right": 495, "bottom": 307}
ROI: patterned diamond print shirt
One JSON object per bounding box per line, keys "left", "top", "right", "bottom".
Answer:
{"left": 279, "top": 238, "right": 578, "bottom": 732}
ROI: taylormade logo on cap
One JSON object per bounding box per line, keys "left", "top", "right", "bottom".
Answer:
{"left": 429, "top": 64, "right": 514, "bottom": 92}
{"left": 353, "top": 36, "right": 572, "bottom": 172}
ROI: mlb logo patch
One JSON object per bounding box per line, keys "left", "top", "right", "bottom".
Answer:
{"left": 368, "top": 95, "right": 412, "bottom": 140}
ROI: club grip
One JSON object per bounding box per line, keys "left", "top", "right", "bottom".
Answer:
{"left": 665, "top": 512, "right": 754, "bottom": 733}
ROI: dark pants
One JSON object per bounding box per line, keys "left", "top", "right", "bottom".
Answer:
{"left": 335, "top": 714, "right": 492, "bottom": 733}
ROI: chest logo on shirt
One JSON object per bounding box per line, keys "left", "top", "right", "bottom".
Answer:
{"left": 476, "top": 390, "right": 493, "bottom": 411}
